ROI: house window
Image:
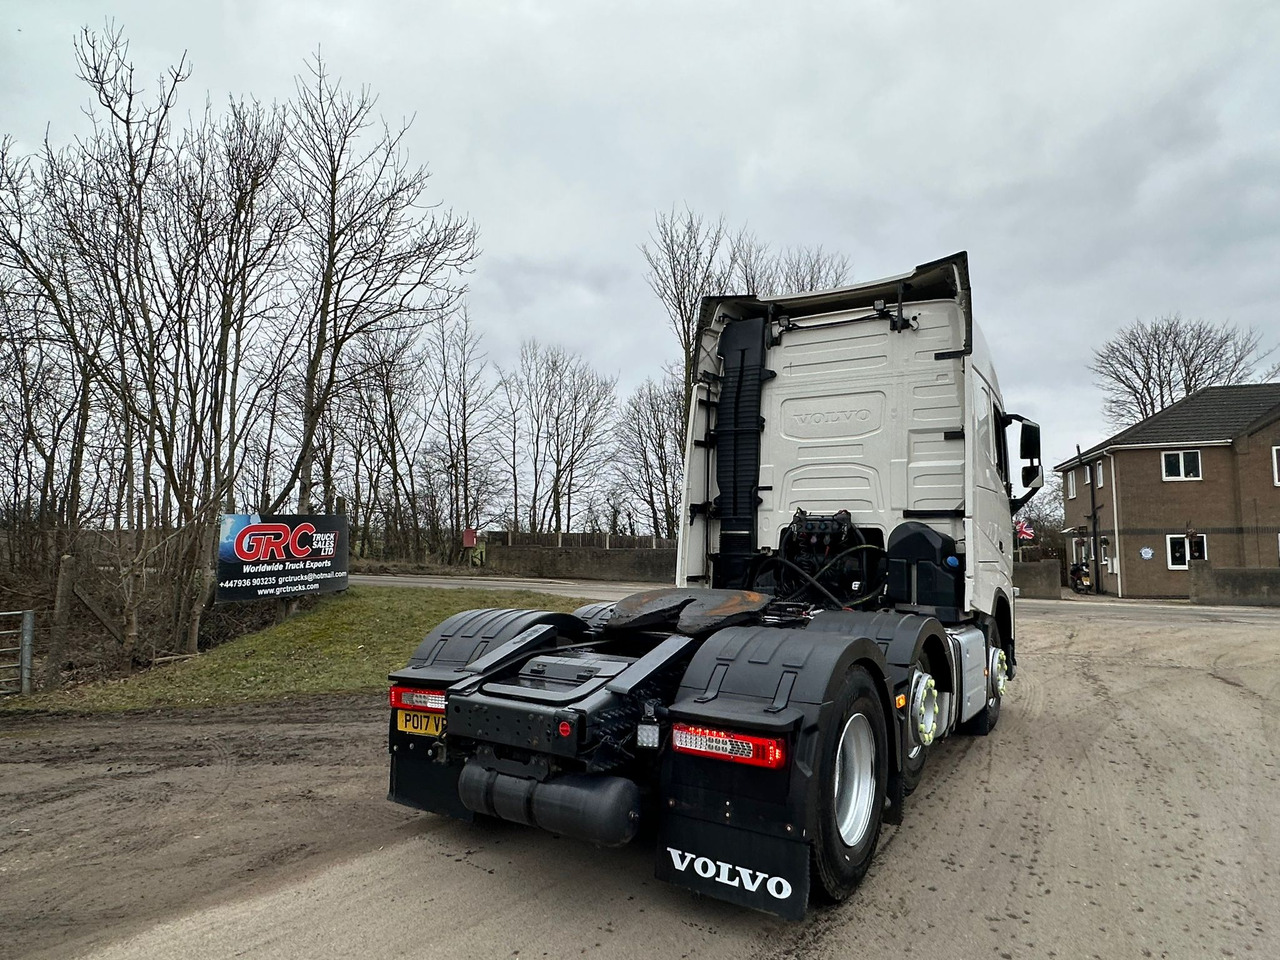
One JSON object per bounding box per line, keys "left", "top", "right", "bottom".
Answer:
{"left": 1096, "top": 460, "right": 1104, "bottom": 489}
{"left": 1067, "top": 470, "right": 1077, "bottom": 499}
{"left": 1166, "top": 533, "right": 1207, "bottom": 570}
{"left": 1162, "top": 449, "right": 1201, "bottom": 481}
{"left": 1072, "top": 538, "right": 1089, "bottom": 563}
{"left": 1084, "top": 464, "right": 1091, "bottom": 485}
{"left": 1272, "top": 446, "right": 1280, "bottom": 486}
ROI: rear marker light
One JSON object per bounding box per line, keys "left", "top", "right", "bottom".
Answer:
{"left": 636, "top": 720, "right": 660, "bottom": 749}
{"left": 558, "top": 721, "right": 573, "bottom": 737}
{"left": 389, "top": 686, "right": 446, "bottom": 713}
{"left": 671, "top": 723, "right": 786, "bottom": 769}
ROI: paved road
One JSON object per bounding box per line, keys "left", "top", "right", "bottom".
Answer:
{"left": 349, "top": 572, "right": 655, "bottom": 602}
{"left": 353, "top": 571, "right": 1280, "bottom": 626}
{"left": 63, "top": 582, "right": 1278, "bottom": 960}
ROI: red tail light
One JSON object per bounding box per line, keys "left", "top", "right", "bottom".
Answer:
{"left": 671, "top": 722, "right": 786, "bottom": 769}
{"left": 389, "top": 685, "right": 446, "bottom": 713}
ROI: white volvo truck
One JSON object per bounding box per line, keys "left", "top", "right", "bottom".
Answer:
{"left": 387, "top": 251, "right": 1043, "bottom": 918}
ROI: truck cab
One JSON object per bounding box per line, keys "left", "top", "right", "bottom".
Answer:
{"left": 678, "top": 251, "right": 1041, "bottom": 653}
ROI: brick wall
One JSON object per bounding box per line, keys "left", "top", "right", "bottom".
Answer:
{"left": 1112, "top": 445, "right": 1239, "bottom": 598}
{"left": 1189, "top": 561, "right": 1280, "bottom": 606}
{"left": 1013, "top": 560, "right": 1060, "bottom": 599}
{"left": 1231, "top": 419, "right": 1280, "bottom": 567}
{"left": 483, "top": 542, "right": 676, "bottom": 583}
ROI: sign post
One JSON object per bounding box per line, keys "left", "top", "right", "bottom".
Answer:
{"left": 215, "top": 514, "right": 349, "bottom": 603}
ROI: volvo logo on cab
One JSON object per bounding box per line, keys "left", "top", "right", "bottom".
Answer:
{"left": 666, "top": 847, "right": 794, "bottom": 900}
{"left": 793, "top": 408, "right": 870, "bottom": 425}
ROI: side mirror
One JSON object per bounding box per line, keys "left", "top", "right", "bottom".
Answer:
{"left": 1008, "top": 415, "right": 1044, "bottom": 512}
{"left": 1019, "top": 421, "right": 1041, "bottom": 461}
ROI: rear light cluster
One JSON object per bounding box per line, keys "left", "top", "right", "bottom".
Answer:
{"left": 671, "top": 722, "right": 786, "bottom": 769}
{"left": 389, "top": 686, "right": 446, "bottom": 713}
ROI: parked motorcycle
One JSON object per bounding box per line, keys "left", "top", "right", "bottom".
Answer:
{"left": 1069, "top": 561, "right": 1092, "bottom": 594}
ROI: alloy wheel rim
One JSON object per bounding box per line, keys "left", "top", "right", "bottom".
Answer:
{"left": 833, "top": 712, "right": 876, "bottom": 847}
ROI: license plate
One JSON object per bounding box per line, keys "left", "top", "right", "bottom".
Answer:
{"left": 397, "top": 710, "right": 446, "bottom": 738}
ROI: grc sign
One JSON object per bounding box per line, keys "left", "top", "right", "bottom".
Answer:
{"left": 216, "top": 514, "right": 348, "bottom": 603}
{"left": 232, "top": 522, "right": 338, "bottom": 562}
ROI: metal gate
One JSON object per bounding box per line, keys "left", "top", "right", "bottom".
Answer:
{"left": 0, "top": 609, "right": 34, "bottom": 695}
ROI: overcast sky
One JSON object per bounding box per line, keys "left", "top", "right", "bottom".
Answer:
{"left": 4, "top": 0, "right": 1279, "bottom": 471}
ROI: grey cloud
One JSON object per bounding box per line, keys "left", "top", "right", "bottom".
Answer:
{"left": 4, "top": 0, "right": 1279, "bottom": 469}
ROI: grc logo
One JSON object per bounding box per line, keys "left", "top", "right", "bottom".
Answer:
{"left": 233, "top": 522, "right": 336, "bottom": 562}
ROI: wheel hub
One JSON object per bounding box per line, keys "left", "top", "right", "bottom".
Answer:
{"left": 910, "top": 670, "right": 938, "bottom": 747}
{"left": 989, "top": 647, "right": 1008, "bottom": 698}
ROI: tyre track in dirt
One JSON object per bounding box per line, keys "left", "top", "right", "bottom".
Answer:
{"left": 0, "top": 696, "right": 423, "bottom": 960}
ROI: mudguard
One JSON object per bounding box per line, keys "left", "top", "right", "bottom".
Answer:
{"left": 807, "top": 609, "right": 953, "bottom": 694}
{"left": 391, "top": 608, "right": 588, "bottom": 688}
{"left": 657, "top": 625, "right": 893, "bottom": 919}
{"left": 570, "top": 601, "right": 617, "bottom": 630}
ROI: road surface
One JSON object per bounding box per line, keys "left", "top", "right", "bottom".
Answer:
{"left": 4, "top": 582, "right": 1276, "bottom": 960}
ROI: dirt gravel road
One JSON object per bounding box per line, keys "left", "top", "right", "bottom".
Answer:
{"left": 3, "top": 599, "right": 1277, "bottom": 960}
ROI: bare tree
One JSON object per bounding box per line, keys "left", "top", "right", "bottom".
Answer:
{"left": 276, "top": 54, "right": 478, "bottom": 515}
{"left": 728, "top": 227, "right": 777, "bottom": 295}
{"left": 728, "top": 229, "right": 852, "bottom": 297}
{"left": 775, "top": 244, "right": 851, "bottom": 293}
{"left": 491, "top": 369, "right": 525, "bottom": 532}
{"left": 423, "top": 308, "right": 499, "bottom": 557}
{"left": 1090, "top": 314, "right": 1278, "bottom": 425}
{"left": 641, "top": 206, "right": 732, "bottom": 432}
{"left": 491, "top": 340, "right": 616, "bottom": 534}
{"left": 613, "top": 371, "right": 685, "bottom": 538}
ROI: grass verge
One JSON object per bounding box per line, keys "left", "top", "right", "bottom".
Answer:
{"left": 0, "top": 586, "right": 591, "bottom": 714}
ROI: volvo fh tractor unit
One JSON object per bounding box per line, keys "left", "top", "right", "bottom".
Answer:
{"left": 387, "top": 251, "right": 1043, "bottom": 919}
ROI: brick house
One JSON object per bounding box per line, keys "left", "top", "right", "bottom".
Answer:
{"left": 1053, "top": 383, "right": 1280, "bottom": 598}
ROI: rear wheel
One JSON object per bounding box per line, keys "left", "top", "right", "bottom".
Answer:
{"left": 811, "top": 666, "right": 888, "bottom": 903}
{"left": 962, "top": 621, "right": 1006, "bottom": 736}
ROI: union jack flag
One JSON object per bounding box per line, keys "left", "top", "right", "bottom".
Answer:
{"left": 1015, "top": 519, "right": 1035, "bottom": 541}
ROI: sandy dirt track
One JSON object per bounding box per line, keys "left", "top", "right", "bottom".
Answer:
{"left": 2, "top": 598, "right": 1277, "bottom": 960}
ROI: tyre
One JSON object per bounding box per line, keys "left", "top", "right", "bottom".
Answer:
{"left": 811, "top": 666, "right": 888, "bottom": 903}
{"left": 901, "top": 660, "right": 939, "bottom": 795}
{"left": 962, "top": 621, "right": 1006, "bottom": 736}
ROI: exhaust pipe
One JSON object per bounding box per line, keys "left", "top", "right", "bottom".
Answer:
{"left": 458, "top": 762, "right": 641, "bottom": 847}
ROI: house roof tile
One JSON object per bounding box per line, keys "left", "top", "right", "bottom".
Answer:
{"left": 1056, "top": 382, "right": 1280, "bottom": 470}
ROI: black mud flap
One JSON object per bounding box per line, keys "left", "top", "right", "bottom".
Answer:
{"left": 389, "top": 746, "right": 472, "bottom": 821}
{"left": 656, "top": 815, "right": 810, "bottom": 921}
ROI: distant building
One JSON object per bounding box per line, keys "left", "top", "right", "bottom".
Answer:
{"left": 1054, "top": 383, "right": 1280, "bottom": 598}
